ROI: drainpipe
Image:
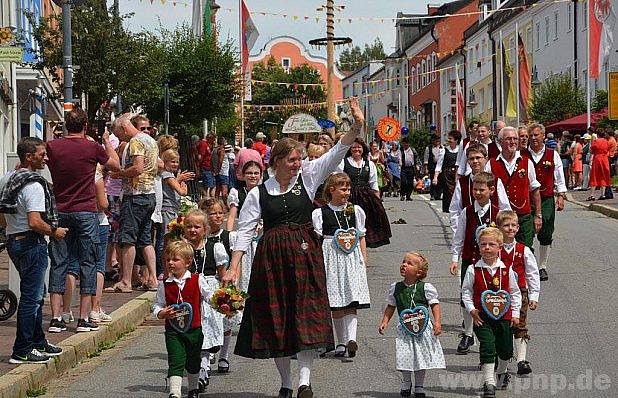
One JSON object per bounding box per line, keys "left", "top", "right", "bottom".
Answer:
{"left": 573, "top": 0, "right": 578, "bottom": 87}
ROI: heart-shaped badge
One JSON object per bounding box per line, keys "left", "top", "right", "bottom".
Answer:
{"left": 169, "top": 302, "right": 193, "bottom": 333}
{"left": 480, "top": 290, "right": 511, "bottom": 320}
{"left": 333, "top": 227, "right": 358, "bottom": 254}
{"left": 399, "top": 306, "right": 429, "bottom": 337}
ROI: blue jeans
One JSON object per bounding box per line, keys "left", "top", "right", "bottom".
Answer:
{"left": 7, "top": 232, "right": 48, "bottom": 356}
{"left": 68, "top": 223, "right": 109, "bottom": 276}
{"left": 49, "top": 211, "right": 99, "bottom": 295}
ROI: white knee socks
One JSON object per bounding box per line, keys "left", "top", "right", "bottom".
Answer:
{"left": 169, "top": 375, "right": 182, "bottom": 397}
{"left": 297, "top": 349, "right": 315, "bottom": 387}
{"left": 200, "top": 351, "right": 211, "bottom": 373}
{"left": 462, "top": 308, "right": 474, "bottom": 337}
{"left": 220, "top": 334, "right": 231, "bottom": 361}
{"left": 482, "top": 363, "right": 495, "bottom": 385}
{"left": 333, "top": 317, "right": 347, "bottom": 346}
{"left": 343, "top": 314, "right": 358, "bottom": 342}
{"left": 496, "top": 358, "right": 509, "bottom": 374}
{"left": 539, "top": 245, "right": 550, "bottom": 270}
{"left": 274, "top": 357, "right": 292, "bottom": 389}
{"left": 515, "top": 338, "right": 527, "bottom": 362}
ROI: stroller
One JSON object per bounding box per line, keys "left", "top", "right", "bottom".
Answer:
{"left": 0, "top": 238, "right": 17, "bottom": 321}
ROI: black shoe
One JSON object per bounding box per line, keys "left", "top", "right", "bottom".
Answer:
{"left": 76, "top": 318, "right": 100, "bottom": 332}
{"left": 456, "top": 335, "right": 474, "bottom": 354}
{"left": 35, "top": 340, "right": 63, "bottom": 356}
{"left": 188, "top": 389, "right": 200, "bottom": 398}
{"left": 347, "top": 340, "right": 358, "bottom": 358}
{"left": 406, "top": 196, "right": 413, "bottom": 201}
{"left": 497, "top": 372, "right": 511, "bottom": 390}
{"left": 517, "top": 360, "right": 532, "bottom": 375}
{"left": 217, "top": 358, "right": 229, "bottom": 373}
{"left": 278, "top": 387, "right": 293, "bottom": 398}
{"left": 539, "top": 268, "right": 548, "bottom": 281}
{"left": 400, "top": 386, "right": 411, "bottom": 397}
{"left": 48, "top": 318, "right": 67, "bottom": 333}
{"left": 414, "top": 393, "right": 426, "bottom": 398}
{"left": 333, "top": 344, "right": 347, "bottom": 357}
{"left": 9, "top": 349, "right": 50, "bottom": 364}
{"left": 168, "top": 394, "right": 180, "bottom": 398}
{"left": 482, "top": 383, "right": 496, "bottom": 397}
{"left": 198, "top": 377, "right": 209, "bottom": 392}
{"left": 400, "top": 196, "right": 405, "bottom": 201}
{"left": 297, "top": 385, "right": 313, "bottom": 398}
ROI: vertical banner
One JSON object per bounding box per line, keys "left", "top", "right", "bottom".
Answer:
{"left": 609, "top": 72, "right": 618, "bottom": 120}
{"left": 455, "top": 63, "right": 466, "bottom": 137}
{"left": 589, "top": 0, "right": 615, "bottom": 79}
{"left": 244, "top": 68, "right": 252, "bottom": 102}
{"left": 518, "top": 34, "right": 531, "bottom": 122}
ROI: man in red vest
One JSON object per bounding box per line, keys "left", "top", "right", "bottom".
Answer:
{"left": 485, "top": 127, "right": 542, "bottom": 248}
{"left": 526, "top": 124, "right": 567, "bottom": 281}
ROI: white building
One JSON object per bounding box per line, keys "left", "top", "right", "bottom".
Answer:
{"left": 438, "top": 51, "right": 464, "bottom": 142}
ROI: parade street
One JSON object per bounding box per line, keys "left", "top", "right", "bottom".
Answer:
{"left": 39, "top": 196, "right": 618, "bottom": 398}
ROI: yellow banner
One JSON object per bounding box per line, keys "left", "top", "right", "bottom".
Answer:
{"left": 609, "top": 72, "right": 618, "bottom": 120}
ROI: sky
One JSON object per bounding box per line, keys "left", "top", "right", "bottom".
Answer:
{"left": 118, "top": 0, "right": 449, "bottom": 57}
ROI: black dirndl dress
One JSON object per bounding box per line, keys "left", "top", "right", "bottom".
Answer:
{"left": 343, "top": 158, "right": 392, "bottom": 248}
{"left": 441, "top": 148, "right": 459, "bottom": 213}
{"left": 234, "top": 177, "right": 335, "bottom": 358}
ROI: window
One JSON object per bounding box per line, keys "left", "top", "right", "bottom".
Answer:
{"left": 352, "top": 82, "right": 357, "bottom": 97}
{"left": 396, "top": 68, "right": 401, "bottom": 87}
{"left": 411, "top": 67, "right": 416, "bottom": 93}
{"left": 545, "top": 16, "right": 550, "bottom": 45}
{"left": 343, "top": 85, "right": 349, "bottom": 98}
{"left": 422, "top": 60, "right": 426, "bottom": 87}
{"left": 583, "top": 1, "right": 587, "bottom": 29}
{"left": 281, "top": 57, "right": 291, "bottom": 73}
{"left": 554, "top": 11, "right": 559, "bottom": 40}
{"left": 535, "top": 22, "right": 540, "bottom": 50}
{"left": 432, "top": 52, "right": 438, "bottom": 81}
{"left": 442, "top": 69, "right": 447, "bottom": 93}
{"left": 475, "top": 44, "right": 480, "bottom": 64}
{"left": 567, "top": 3, "right": 572, "bottom": 31}
{"left": 482, "top": 39, "right": 487, "bottom": 59}
{"left": 416, "top": 63, "right": 421, "bottom": 91}
{"left": 488, "top": 83, "right": 493, "bottom": 109}
{"left": 426, "top": 55, "right": 432, "bottom": 83}
{"left": 479, "top": 88, "right": 485, "bottom": 112}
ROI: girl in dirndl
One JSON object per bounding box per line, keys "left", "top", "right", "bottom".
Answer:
{"left": 182, "top": 209, "right": 226, "bottom": 392}
{"left": 199, "top": 198, "right": 237, "bottom": 375}
{"left": 338, "top": 138, "right": 392, "bottom": 248}
{"left": 226, "top": 160, "right": 263, "bottom": 293}
{"left": 311, "top": 173, "right": 370, "bottom": 359}
{"left": 379, "top": 252, "right": 445, "bottom": 398}
{"left": 222, "top": 98, "right": 365, "bottom": 398}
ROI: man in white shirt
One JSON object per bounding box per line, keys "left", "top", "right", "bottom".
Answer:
{"left": 0, "top": 137, "right": 67, "bottom": 364}
{"left": 526, "top": 124, "right": 567, "bottom": 281}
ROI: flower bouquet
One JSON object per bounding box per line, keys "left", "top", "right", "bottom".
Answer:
{"left": 179, "top": 196, "right": 198, "bottom": 214}
{"left": 166, "top": 215, "right": 186, "bottom": 241}
{"left": 210, "top": 285, "right": 249, "bottom": 317}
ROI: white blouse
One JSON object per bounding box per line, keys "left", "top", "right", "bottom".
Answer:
{"left": 311, "top": 203, "right": 367, "bottom": 236}
{"left": 434, "top": 145, "right": 459, "bottom": 173}
{"left": 232, "top": 140, "right": 352, "bottom": 253}
{"left": 386, "top": 281, "right": 439, "bottom": 307}
{"left": 336, "top": 157, "right": 379, "bottom": 191}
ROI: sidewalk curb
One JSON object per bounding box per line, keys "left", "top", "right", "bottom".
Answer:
{"left": 565, "top": 193, "right": 618, "bottom": 219}
{"left": 0, "top": 291, "right": 155, "bottom": 398}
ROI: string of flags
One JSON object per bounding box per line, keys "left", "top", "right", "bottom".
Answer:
{"left": 244, "top": 102, "right": 327, "bottom": 110}
{"left": 251, "top": 79, "right": 325, "bottom": 88}
{"left": 134, "top": 0, "right": 576, "bottom": 22}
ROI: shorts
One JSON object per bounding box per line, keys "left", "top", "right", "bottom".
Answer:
{"left": 201, "top": 169, "right": 216, "bottom": 189}
{"left": 68, "top": 224, "right": 109, "bottom": 276}
{"left": 118, "top": 194, "right": 156, "bottom": 249}
{"left": 107, "top": 195, "right": 121, "bottom": 243}
{"left": 561, "top": 158, "right": 571, "bottom": 169}
{"left": 216, "top": 174, "right": 229, "bottom": 186}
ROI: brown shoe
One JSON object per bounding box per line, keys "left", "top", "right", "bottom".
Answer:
{"left": 347, "top": 340, "right": 358, "bottom": 358}
{"left": 297, "top": 384, "right": 313, "bottom": 398}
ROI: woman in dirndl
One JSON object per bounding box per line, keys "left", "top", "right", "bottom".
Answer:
{"left": 222, "top": 98, "right": 364, "bottom": 398}
{"left": 338, "top": 138, "right": 392, "bottom": 248}
{"left": 433, "top": 130, "right": 461, "bottom": 213}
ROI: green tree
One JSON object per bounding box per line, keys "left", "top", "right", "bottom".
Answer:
{"left": 592, "top": 89, "right": 608, "bottom": 111}
{"left": 245, "top": 57, "right": 326, "bottom": 138}
{"left": 529, "top": 73, "right": 586, "bottom": 125}
{"left": 337, "top": 38, "right": 386, "bottom": 72}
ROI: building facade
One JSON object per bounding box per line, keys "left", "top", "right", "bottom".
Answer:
{"left": 248, "top": 36, "right": 346, "bottom": 101}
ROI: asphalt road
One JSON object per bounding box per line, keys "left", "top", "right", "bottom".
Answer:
{"left": 42, "top": 197, "right": 618, "bottom": 398}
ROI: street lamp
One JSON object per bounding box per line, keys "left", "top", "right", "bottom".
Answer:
{"left": 531, "top": 65, "right": 541, "bottom": 90}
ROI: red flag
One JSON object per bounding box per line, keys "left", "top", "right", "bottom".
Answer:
{"left": 589, "top": 0, "right": 615, "bottom": 79}
{"left": 241, "top": 0, "right": 259, "bottom": 72}
{"left": 518, "top": 34, "right": 531, "bottom": 121}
